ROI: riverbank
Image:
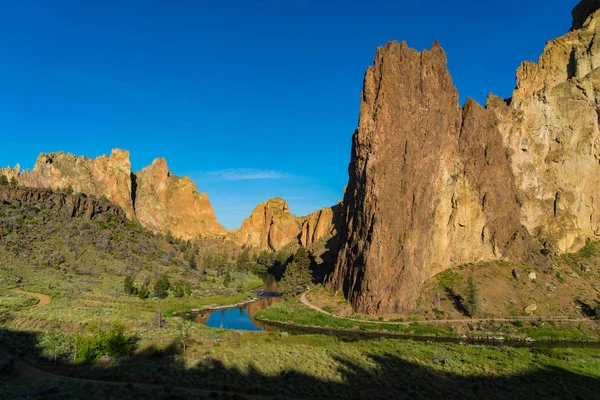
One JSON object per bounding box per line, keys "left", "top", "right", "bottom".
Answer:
{"left": 255, "top": 298, "right": 600, "bottom": 343}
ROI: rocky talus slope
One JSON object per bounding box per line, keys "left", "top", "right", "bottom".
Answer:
{"left": 1, "top": 150, "right": 224, "bottom": 239}
{"left": 331, "top": 1, "right": 600, "bottom": 315}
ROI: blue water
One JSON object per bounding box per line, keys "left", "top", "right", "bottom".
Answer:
{"left": 205, "top": 308, "right": 263, "bottom": 331}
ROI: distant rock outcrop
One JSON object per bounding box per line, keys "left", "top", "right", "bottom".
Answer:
{"left": 234, "top": 198, "right": 343, "bottom": 252}
{"left": 2, "top": 150, "right": 224, "bottom": 240}
{"left": 135, "top": 158, "right": 225, "bottom": 239}
{"left": 331, "top": 1, "right": 600, "bottom": 315}
{"left": 9, "top": 149, "right": 135, "bottom": 219}
{"left": 300, "top": 204, "right": 343, "bottom": 247}
{"left": 235, "top": 198, "right": 302, "bottom": 251}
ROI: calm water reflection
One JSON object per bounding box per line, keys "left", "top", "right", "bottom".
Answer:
{"left": 196, "top": 296, "right": 283, "bottom": 331}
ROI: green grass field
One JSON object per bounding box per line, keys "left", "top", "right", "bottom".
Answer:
{"left": 2, "top": 191, "right": 600, "bottom": 399}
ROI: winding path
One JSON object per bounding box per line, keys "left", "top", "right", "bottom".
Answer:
{"left": 12, "top": 289, "right": 51, "bottom": 307}
{"left": 300, "top": 291, "right": 593, "bottom": 326}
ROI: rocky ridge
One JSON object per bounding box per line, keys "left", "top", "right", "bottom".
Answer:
{"left": 1, "top": 152, "right": 339, "bottom": 247}
{"left": 0, "top": 186, "right": 125, "bottom": 221}
{"left": 1, "top": 150, "right": 224, "bottom": 240}
{"left": 234, "top": 198, "right": 340, "bottom": 252}
{"left": 331, "top": 1, "right": 600, "bottom": 315}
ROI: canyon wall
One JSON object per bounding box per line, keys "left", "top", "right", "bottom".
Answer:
{"left": 331, "top": 2, "right": 600, "bottom": 315}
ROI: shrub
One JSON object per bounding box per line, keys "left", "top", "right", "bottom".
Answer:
{"left": 9, "top": 177, "right": 18, "bottom": 188}
{"left": 73, "top": 322, "right": 134, "bottom": 363}
{"left": 138, "top": 285, "right": 150, "bottom": 299}
{"left": 0, "top": 175, "right": 8, "bottom": 186}
{"left": 463, "top": 276, "right": 481, "bottom": 317}
{"left": 154, "top": 274, "right": 170, "bottom": 298}
{"left": 38, "top": 326, "right": 70, "bottom": 363}
{"left": 280, "top": 247, "right": 313, "bottom": 296}
{"left": 236, "top": 248, "right": 251, "bottom": 271}
{"left": 174, "top": 318, "right": 193, "bottom": 353}
{"left": 183, "top": 281, "right": 192, "bottom": 296}
{"left": 223, "top": 272, "right": 232, "bottom": 287}
{"left": 124, "top": 275, "right": 134, "bottom": 295}
{"left": 173, "top": 282, "right": 185, "bottom": 298}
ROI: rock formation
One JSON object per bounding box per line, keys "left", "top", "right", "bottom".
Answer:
{"left": 0, "top": 186, "right": 125, "bottom": 220}
{"left": 2, "top": 150, "right": 224, "bottom": 240}
{"left": 300, "top": 204, "right": 343, "bottom": 247}
{"left": 331, "top": 1, "right": 600, "bottom": 315}
{"left": 234, "top": 199, "right": 342, "bottom": 252}
{"left": 135, "top": 158, "right": 225, "bottom": 239}
{"left": 6, "top": 149, "right": 135, "bottom": 219}
{"left": 235, "top": 198, "right": 302, "bottom": 251}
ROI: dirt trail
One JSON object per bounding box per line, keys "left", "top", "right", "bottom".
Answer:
{"left": 300, "top": 291, "right": 591, "bottom": 326}
{"left": 12, "top": 289, "right": 51, "bottom": 307}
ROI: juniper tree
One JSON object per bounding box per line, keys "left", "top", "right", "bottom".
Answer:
{"left": 463, "top": 276, "right": 481, "bottom": 317}
{"left": 280, "top": 247, "right": 313, "bottom": 296}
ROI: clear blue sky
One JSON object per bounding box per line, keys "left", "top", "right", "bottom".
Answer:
{"left": 0, "top": 0, "right": 575, "bottom": 229}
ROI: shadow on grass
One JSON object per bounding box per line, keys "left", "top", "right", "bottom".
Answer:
{"left": 443, "top": 287, "right": 470, "bottom": 318}
{"left": 1, "top": 326, "right": 599, "bottom": 400}
{"left": 575, "top": 299, "right": 599, "bottom": 320}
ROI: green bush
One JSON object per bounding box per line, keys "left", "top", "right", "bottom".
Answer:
{"left": 463, "top": 276, "right": 481, "bottom": 317}
{"left": 236, "top": 248, "right": 251, "bottom": 271}
{"left": 0, "top": 175, "right": 8, "bottom": 186}
{"left": 153, "top": 274, "right": 170, "bottom": 298}
{"left": 73, "top": 322, "right": 134, "bottom": 363}
{"left": 173, "top": 282, "right": 185, "bottom": 298}
{"left": 124, "top": 275, "right": 134, "bottom": 294}
{"left": 223, "top": 272, "right": 232, "bottom": 287}
{"left": 138, "top": 285, "right": 150, "bottom": 299}
{"left": 37, "top": 323, "right": 134, "bottom": 364}
{"left": 280, "top": 247, "right": 312, "bottom": 296}
{"left": 38, "top": 326, "right": 70, "bottom": 363}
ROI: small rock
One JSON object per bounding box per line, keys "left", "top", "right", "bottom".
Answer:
{"left": 580, "top": 263, "right": 591, "bottom": 273}
{"left": 509, "top": 300, "right": 517, "bottom": 305}
{"left": 512, "top": 270, "right": 520, "bottom": 281}
{"left": 528, "top": 271, "right": 537, "bottom": 281}
{"left": 524, "top": 304, "right": 538, "bottom": 314}
{"left": 570, "top": 272, "right": 580, "bottom": 278}
{"left": 280, "top": 332, "right": 289, "bottom": 338}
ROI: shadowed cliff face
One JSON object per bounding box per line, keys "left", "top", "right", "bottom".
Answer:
{"left": 331, "top": 2, "right": 600, "bottom": 315}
